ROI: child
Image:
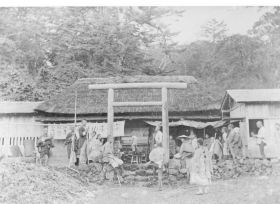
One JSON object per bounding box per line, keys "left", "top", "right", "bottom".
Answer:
{"left": 37, "top": 127, "right": 54, "bottom": 166}
{"left": 190, "top": 138, "right": 212, "bottom": 195}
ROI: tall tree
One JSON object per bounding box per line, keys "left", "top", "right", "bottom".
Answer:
{"left": 200, "top": 19, "right": 228, "bottom": 43}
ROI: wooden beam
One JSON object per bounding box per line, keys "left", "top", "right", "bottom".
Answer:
{"left": 112, "top": 101, "right": 163, "bottom": 107}
{"left": 89, "top": 82, "right": 188, "bottom": 90}
{"left": 161, "top": 87, "right": 169, "bottom": 163}
{"left": 107, "top": 88, "right": 114, "bottom": 137}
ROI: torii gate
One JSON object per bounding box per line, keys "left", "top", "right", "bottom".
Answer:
{"left": 88, "top": 82, "right": 188, "bottom": 162}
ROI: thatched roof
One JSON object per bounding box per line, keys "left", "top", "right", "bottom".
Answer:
{"left": 0, "top": 101, "right": 43, "bottom": 114}
{"left": 36, "top": 75, "right": 221, "bottom": 115}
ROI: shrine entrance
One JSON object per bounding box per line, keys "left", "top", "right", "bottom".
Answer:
{"left": 89, "top": 82, "right": 189, "bottom": 162}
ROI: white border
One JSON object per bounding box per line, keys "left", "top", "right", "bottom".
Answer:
{"left": 0, "top": 0, "right": 279, "bottom": 7}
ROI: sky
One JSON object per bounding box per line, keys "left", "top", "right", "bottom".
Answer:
{"left": 163, "top": 6, "right": 273, "bottom": 44}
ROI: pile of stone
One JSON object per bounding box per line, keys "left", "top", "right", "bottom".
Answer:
{"left": 62, "top": 157, "right": 278, "bottom": 188}
{"left": 0, "top": 158, "right": 96, "bottom": 204}
{"left": 212, "top": 159, "right": 274, "bottom": 180}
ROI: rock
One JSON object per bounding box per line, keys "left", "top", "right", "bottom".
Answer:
{"left": 177, "top": 174, "right": 184, "bottom": 179}
{"left": 146, "top": 169, "right": 154, "bottom": 176}
{"left": 179, "top": 168, "right": 188, "bottom": 174}
{"left": 169, "top": 175, "right": 177, "bottom": 182}
{"left": 135, "top": 169, "right": 147, "bottom": 176}
{"left": 105, "top": 171, "right": 114, "bottom": 181}
{"left": 123, "top": 170, "right": 136, "bottom": 177}
{"left": 168, "top": 158, "right": 181, "bottom": 169}
{"left": 123, "top": 164, "right": 139, "bottom": 171}
{"left": 169, "top": 169, "right": 179, "bottom": 175}
{"left": 125, "top": 175, "right": 135, "bottom": 181}
{"left": 134, "top": 175, "right": 148, "bottom": 182}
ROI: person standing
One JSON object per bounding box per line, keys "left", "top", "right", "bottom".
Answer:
{"left": 176, "top": 135, "right": 195, "bottom": 183}
{"left": 154, "top": 125, "right": 163, "bottom": 146}
{"left": 227, "top": 124, "right": 242, "bottom": 161}
{"left": 209, "top": 135, "right": 223, "bottom": 162}
{"left": 251, "top": 121, "right": 266, "bottom": 159}
{"left": 190, "top": 138, "right": 212, "bottom": 195}
{"left": 131, "top": 135, "right": 138, "bottom": 154}
{"left": 76, "top": 119, "right": 88, "bottom": 165}
{"left": 178, "top": 135, "right": 195, "bottom": 169}
{"left": 221, "top": 127, "right": 229, "bottom": 160}
{"left": 64, "top": 126, "right": 76, "bottom": 159}
{"left": 190, "top": 129, "right": 198, "bottom": 150}
{"left": 169, "top": 135, "right": 176, "bottom": 158}
{"left": 37, "top": 126, "right": 54, "bottom": 166}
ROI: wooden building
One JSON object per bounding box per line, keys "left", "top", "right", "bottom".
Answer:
{"left": 0, "top": 101, "right": 43, "bottom": 155}
{"left": 35, "top": 75, "right": 221, "bottom": 138}
{"left": 221, "top": 89, "right": 280, "bottom": 159}
{"left": 35, "top": 75, "right": 222, "bottom": 164}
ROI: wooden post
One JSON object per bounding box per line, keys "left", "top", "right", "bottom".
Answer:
{"left": 74, "top": 90, "right": 77, "bottom": 126}
{"left": 162, "top": 87, "right": 169, "bottom": 163}
{"left": 107, "top": 88, "right": 114, "bottom": 137}
{"left": 203, "top": 128, "right": 206, "bottom": 139}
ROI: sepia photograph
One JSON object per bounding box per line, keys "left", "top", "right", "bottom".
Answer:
{"left": 0, "top": 2, "right": 280, "bottom": 204}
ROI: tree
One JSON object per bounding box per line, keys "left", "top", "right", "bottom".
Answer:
{"left": 250, "top": 7, "right": 280, "bottom": 87}
{"left": 200, "top": 19, "right": 228, "bottom": 43}
{"left": 0, "top": 7, "right": 183, "bottom": 101}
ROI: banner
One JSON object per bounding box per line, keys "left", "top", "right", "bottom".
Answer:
{"left": 48, "top": 121, "right": 125, "bottom": 139}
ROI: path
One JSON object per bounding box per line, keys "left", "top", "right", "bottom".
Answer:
{"left": 91, "top": 175, "right": 280, "bottom": 204}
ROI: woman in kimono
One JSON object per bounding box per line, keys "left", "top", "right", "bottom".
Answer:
{"left": 190, "top": 138, "right": 213, "bottom": 195}
{"left": 221, "top": 127, "right": 230, "bottom": 160}
{"left": 209, "top": 133, "right": 223, "bottom": 162}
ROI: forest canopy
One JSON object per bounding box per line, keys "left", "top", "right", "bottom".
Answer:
{"left": 0, "top": 7, "right": 279, "bottom": 102}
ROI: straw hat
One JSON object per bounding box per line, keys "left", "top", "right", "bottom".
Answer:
{"left": 177, "top": 135, "right": 189, "bottom": 139}
{"left": 177, "top": 135, "right": 195, "bottom": 139}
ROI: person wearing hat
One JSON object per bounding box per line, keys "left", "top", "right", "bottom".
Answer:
{"left": 177, "top": 135, "right": 195, "bottom": 182}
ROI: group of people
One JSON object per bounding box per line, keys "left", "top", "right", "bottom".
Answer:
{"left": 173, "top": 120, "right": 267, "bottom": 195}
{"left": 35, "top": 120, "right": 267, "bottom": 193}
{"left": 64, "top": 120, "right": 124, "bottom": 181}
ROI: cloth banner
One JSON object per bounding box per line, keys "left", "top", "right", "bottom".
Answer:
{"left": 145, "top": 120, "right": 227, "bottom": 129}
{"left": 48, "top": 121, "right": 125, "bottom": 139}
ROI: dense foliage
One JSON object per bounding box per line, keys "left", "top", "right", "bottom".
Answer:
{"left": 0, "top": 7, "right": 279, "bottom": 102}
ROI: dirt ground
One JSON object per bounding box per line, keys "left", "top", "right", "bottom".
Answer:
{"left": 91, "top": 175, "right": 280, "bottom": 204}
{"left": 1, "top": 158, "right": 280, "bottom": 204}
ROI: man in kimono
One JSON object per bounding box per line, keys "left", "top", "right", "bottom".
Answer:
{"left": 37, "top": 126, "right": 54, "bottom": 166}
{"left": 227, "top": 124, "right": 242, "bottom": 162}
{"left": 76, "top": 119, "right": 88, "bottom": 165}
{"left": 64, "top": 126, "right": 76, "bottom": 159}
{"left": 251, "top": 121, "right": 266, "bottom": 159}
